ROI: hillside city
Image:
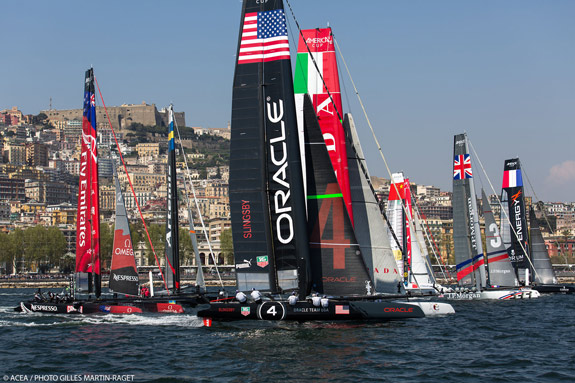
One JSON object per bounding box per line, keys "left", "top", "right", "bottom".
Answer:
{"left": 1, "top": 104, "right": 574, "bottom": 276}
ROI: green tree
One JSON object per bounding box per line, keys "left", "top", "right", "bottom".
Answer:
{"left": 179, "top": 227, "right": 193, "bottom": 265}
{"left": 146, "top": 224, "right": 165, "bottom": 265}
{"left": 220, "top": 229, "right": 234, "bottom": 265}
{"left": 100, "top": 223, "right": 113, "bottom": 270}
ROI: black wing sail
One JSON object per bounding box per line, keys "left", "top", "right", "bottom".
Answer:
{"left": 303, "top": 95, "right": 371, "bottom": 296}
{"left": 502, "top": 158, "right": 530, "bottom": 271}
{"left": 230, "top": 0, "right": 310, "bottom": 293}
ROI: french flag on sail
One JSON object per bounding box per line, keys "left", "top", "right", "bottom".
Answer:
{"left": 502, "top": 169, "right": 522, "bottom": 188}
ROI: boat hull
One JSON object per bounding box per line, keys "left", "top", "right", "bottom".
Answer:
{"left": 532, "top": 284, "right": 575, "bottom": 294}
{"left": 197, "top": 299, "right": 454, "bottom": 322}
{"left": 15, "top": 299, "right": 186, "bottom": 314}
{"left": 441, "top": 287, "right": 540, "bottom": 300}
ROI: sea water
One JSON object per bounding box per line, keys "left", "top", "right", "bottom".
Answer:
{"left": 1, "top": 288, "right": 573, "bottom": 383}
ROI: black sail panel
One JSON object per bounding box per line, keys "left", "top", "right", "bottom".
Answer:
{"left": 502, "top": 158, "right": 529, "bottom": 270}
{"left": 304, "top": 95, "right": 371, "bottom": 296}
{"left": 230, "top": 0, "right": 310, "bottom": 293}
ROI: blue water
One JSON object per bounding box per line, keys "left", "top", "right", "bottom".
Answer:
{"left": 1, "top": 288, "right": 573, "bottom": 383}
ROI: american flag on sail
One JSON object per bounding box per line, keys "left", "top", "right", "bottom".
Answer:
{"left": 238, "top": 9, "right": 290, "bottom": 64}
{"left": 453, "top": 154, "right": 473, "bottom": 180}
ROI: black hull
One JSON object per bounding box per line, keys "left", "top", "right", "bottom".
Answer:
{"left": 15, "top": 293, "right": 207, "bottom": 314}
{"left": 197, "top": 300, "right": 426, "bottom": 322}
{"left": 532, "top": 284, "right": 575, "bottom": 294}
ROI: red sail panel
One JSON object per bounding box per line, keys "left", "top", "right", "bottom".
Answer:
{"left": 296, "top": 28, "right": 353, "bottom": 225}
{"left": 76, "top": 68, "right": 100, "bottom": 276}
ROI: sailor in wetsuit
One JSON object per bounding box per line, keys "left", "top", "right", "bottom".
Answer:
{"left": 235, "top": 290, "right": 247, "bottom": 303}
{"left": 250, "top": 288, "right": 262, "bottom": 303}
{"left": 311, "top": 293, "right": 321, "bottom": 307}
{"left": 288, "top": 291, "right": 298, "bottom": 306}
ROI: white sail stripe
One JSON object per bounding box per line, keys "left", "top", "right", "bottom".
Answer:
{"left": 242, "top": 31, "right": 257, "bottom": 38}
{"left": 241, "top": 36, "right": 288, "bottom": 45}
{"left": 308, "top": 52, "right": 324, "bottom": 95}
{"left": 238, "top": 51, "right": 290, "bottom": 61}
{"left": 239, "top": 43, "right": 289, "bottom": 53}
{"left": 244, "top": 15, "right": 257, "bottom": 22}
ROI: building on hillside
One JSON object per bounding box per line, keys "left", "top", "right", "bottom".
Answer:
{"left": 43, "top": 102, "right": 185, "bottom": 131}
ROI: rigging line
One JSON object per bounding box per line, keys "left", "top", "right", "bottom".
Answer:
{"left": 468, "top": 139, "right": 540, "bottom": 281}
{"left": 410, "top": 189, "right": 451, "bottom": 282}
{"left": 172, "top": 111, "right": 224, "bottom": 289}
{"left": 523, "top": 167, "right": 564, "bottom": 260}
{"left": 332, "top": 33, "right": 415, "bottom": 267}
{"left": 287, "top": 0, "right": 413, "bottom": 290}
{"left": 285, "top": 0, "right": 344, "bottom": 125}
{"left": 94, "top": 76, "right": 168, "bottom": 292}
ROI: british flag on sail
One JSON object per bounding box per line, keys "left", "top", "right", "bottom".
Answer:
{"left": 237, "top": 9, "right": 290, "bottom": 64}
{"left": 76, "top": 68, "right": 100, "bottom": 278}
{"left": 453, "top": 154, "right": 473, "bottom": 180}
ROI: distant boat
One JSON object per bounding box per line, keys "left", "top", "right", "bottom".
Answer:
{"left": 501, "top": 158, "right": 574, "bottom": 294}
{"left": 16, "top": 71, "right": 202, "bottom": 314}
{"left": 198, "top": 0, "right": 454, "bottom": 322}
{"left": 444, "top": 133, "right": 538, "bottom": 300}
{"left": 386, "top": 172, "right": 442, "bottom": 295}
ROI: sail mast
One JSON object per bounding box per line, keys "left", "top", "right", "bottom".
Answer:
{"left": 165, "top": 105, "right": 180, "bottom": 293}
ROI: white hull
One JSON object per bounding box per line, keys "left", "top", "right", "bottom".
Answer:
{"left": 403, "top": 301, "right": 455, "bottom": 316}
{"left": 440, "top": 287, "right": 540, "bottom": 300}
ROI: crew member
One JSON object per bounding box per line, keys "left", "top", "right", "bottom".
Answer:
{"left": 288, "top": 291, "right": 298, "bottom": 306}
{"left": 235, "top": 290, "right": 247, "bottom": 303}
{"left": 311, "top": 293, "right": 321, "bottom": 307}
{"left": 320, "top": 295, "right": 329, "bottom": 308}
{"left": 34, "top": 289, "right": 42, "bottom": 302}
{"left": 250, "top": 288, "right": 262, "bottom": 303}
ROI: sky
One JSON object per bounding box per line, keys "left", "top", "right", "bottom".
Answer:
{"left": 2, "top": 0, "right": 574, "bottom": 202}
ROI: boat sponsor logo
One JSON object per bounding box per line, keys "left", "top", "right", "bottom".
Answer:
{"left": 384, "top": 307, "right": 414, "bottom": 313}
{"left": 506, "top": 160, "right": 518, "bottom": 167}
{"left": 335, "top": 305, "right": 350, "bottom": 315}
{"left": 467, "top": 197, "right": 478, "bottom": 251}
{"left": 236, "top": 258, "right": 252, "bottom": 269}
{"left": 112, "top": 274, "right": 139, "bottom": 282}
{"left": 241, "top": 307, "right": 251, "bottom": 316}
{"left": 305, "top": 36, "right": 333, "bottom": 46}
{"left": 511, "top": 191, "right": 523, "bottom": 241}
{"left": 31, "top": 304, "right": 58, "bottom": 312}
{"left": 432, "top": 304, "right": 440, "bottom": 311}
{"left": 242, "top": 200, "right": 252, "bottom": 239}
{"left": 218, "top": 308, "right": 235, "bottom": 312}
{"left": 266, "top": 98, "right": 295, "bottom": 245}
{"left": 67, "top": 305, "right": 78, "bottom": 313}
{"left": 257, "top": 256, "right": 269, "bottom": 268}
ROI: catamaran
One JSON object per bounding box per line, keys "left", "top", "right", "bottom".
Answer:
{"left": 443, "top": 134, "right": 539, "bottom": 300}
{"left": 501, "top": 158, "right": 574, "bottom": 294}
{"left": 198, "top": 0, "right": 454, "bottom": 322}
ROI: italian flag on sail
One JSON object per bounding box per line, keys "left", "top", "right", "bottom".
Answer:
{"left": 294, "top": 28, "right": 354, "bottom": 225}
